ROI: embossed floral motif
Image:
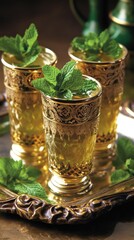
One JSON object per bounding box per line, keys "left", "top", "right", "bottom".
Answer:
{"left": 42, "top": 97, "right": 101, "bottom": 126}
{"left": 77, "top": 61, "right": 125, "bottom": 87}
{"left": 4, "top": 67, "right": 43, "bottom": 90}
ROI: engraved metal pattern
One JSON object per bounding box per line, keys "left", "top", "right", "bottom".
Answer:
{"left": 42, "top": 95, "right": 101, "bottom": 137}
{"left": 0, "top": 177, "right": 134, "bottom": 224}
{"left": 76, "top": 60, "right": 125, "bottom": 87}
{"left": 3, "top": 67, "right": 43, "bottom": 90}
{"left": 50, "top": 157, "right": 93, "bottom": 177}
{"left": 96, "top": 132, "right": 116, "bottom": 143}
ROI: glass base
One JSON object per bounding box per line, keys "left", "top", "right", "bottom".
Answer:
{"left": 10, "top": 143, "right": 48, "bottom": 168}
{"left": 48, "top": 174, "right": 93, "bottom": 197}
{"left": 92, "top": 142, "right": 116, "bottom": 176}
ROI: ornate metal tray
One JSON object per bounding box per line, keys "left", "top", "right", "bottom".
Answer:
{"left": 0, "top": 172, "right": 134, "bottom": 225}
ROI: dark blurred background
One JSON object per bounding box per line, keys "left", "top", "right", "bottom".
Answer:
{"left": 0, "top": 0, "right": 119, "bottom": 92}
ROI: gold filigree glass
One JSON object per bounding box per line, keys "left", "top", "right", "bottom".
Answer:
{"left": 1, "top": 47, "right": 57, "bottom": 167}
{"left": 41, "top": 76, "right": 102, "bottom": 196}
{"left": 68, "top": 45, "right": 128, "bottom": 172}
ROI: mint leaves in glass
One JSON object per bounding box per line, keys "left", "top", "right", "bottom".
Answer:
{"left": 32, "top": 61, "right": 102, "bottom": 196}
{"left": 32, "top": 60, "right": 98, "bottom": 99}
{"left": 1, "top": 23, "right": 57, "bottom": 166}
{"left": 70, "top": 29, "right": 123, "bottom": 62}
{"left": 68, "top": 29, "right": 128, "bottom": 173}
{"left": 0, "top": 23, "right": 41, "bottom": 67}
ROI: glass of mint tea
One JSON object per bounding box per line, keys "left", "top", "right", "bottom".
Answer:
{"left": 37, "top": 70, "right": 102, "bottom": 196}
{"left": 68, "top": 30, "right": 128, "bottom": 173}
{"left": 1, "top": 47, "right": 57, "bottom": 167}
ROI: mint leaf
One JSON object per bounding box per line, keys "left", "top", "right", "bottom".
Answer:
{"left": 82, "top": 78, "right": 98, "bottom": 93}
{"left": 32, "top": 65, "right": 60, "bottom": 96}
{"left": 7, "top": 159, "right": 23, "bottom": 180}
{"left": 85, "top": 32, "right": 99, "bottom": 52}
{"left": 125, "top": 158, "right": 134, "bottom": 174}
{"left": 71, "top": 29, "right": 123, "bottom": 61}
{"left": 71, "top": 36, "right": 85, "bottom": 52}
{"left": 0, "top": 157, "right": 53, "bottom": 203}
{"left": 0, "top": 23, "right": 41, "bottom": 67}
{"left": 32, "top": 78, "right": 55, "bottom": 96}
{"left": 0, "top": 158, "right": 23, "bottom": 184}
{"left": 0, "top": 157, "right": 9, "bottom": 185}
{"left": 42, "top": 65, "right": 60, "bottom": 86}
{"left": 86, "top": 54, "right": 100, "bottom": 61}
{"left": 0, "top": 36, "right": 19, "bottom": 56}
{"left": 26, "top": 166, "right": 41, "bottom": 180}
{"left": 55, "top": 61, "right": 77, "bottom": 91}
{"left": 110, "top": 169, "right": 131, "bottom": 184}
{"left": 102, "top": 39, "right": 122, "bottom": 59}
{"left": 60, "top": 60, "right": 76, "bottom": 78}
{"left": 113, "top": 137, "right": 134, "bottom": 168}
{"left": 8, "top": 181, "right": 48, "bottom": 200}
{"left": 111, "top": 137, "right": 134, "bottom": 184}
{"left": 63, "top": 89, "right": 73, "bottom": 100}
{"left": 23, "top": 22, "right": 38, "bottom": 52}
{"left": 32, "top": 61, "right": 98, "bottom": 99}
{"left": 60, "top": 69, "right": 83, "bottom": 91}
{"left": 99, "top": 29, "right": 109, "bottom": 48}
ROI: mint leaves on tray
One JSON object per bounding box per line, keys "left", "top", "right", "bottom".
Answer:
{"left": 71, "top": 29, "right": 123, "bottom": 61}
{"left": 111, "top": 137, "right": 134, "bottom": 184}
{"left": 0, "top": 157, "right": 52, "bottom": 203}
{"left": 32, "top": 60, "right": 97, "bottom": 99}
{"left": 0, "top": 23, "right": 41, "bottom": 67}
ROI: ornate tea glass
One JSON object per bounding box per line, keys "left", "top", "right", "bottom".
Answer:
{"left": 41, "top": 76, "right": 102, "bottom": 196}
{"left": 1, "top": 47, "right": 57, "bottom": 167}
{"left": 68, "top": 45, "right": 128, "bottom": 171}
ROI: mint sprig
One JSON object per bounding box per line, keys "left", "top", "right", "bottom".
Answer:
{"left": 71, "top": 29, "right": 123, "bottom": 61}
{"left": 32, "top": 60, "right": 98, "bottom": 99}
{"left": 110, "top": 137, "right": 134, "bottom": 184}
{"left": 0, "top": 157, "right": 52, "bottom": 203}
{"left": 0, "top": 23, "right": 41, "bottom": 67}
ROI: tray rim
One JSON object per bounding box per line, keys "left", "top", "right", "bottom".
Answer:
{"left": 0, "top": 177, "right": 134, "bottom": 225}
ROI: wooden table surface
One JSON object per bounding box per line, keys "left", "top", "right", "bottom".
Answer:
{"left": 0, "top": 1, "right": 134, "bottom": 239}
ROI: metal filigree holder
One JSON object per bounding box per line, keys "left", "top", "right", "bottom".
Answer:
{"left": 68, "top": 45, "right": 128, "bottom": 173}
{"left": 41, "top": 76, "right": 102, "bottom": 196}
{"left": 1, "top": 48, "right": 57, "bottom": 168}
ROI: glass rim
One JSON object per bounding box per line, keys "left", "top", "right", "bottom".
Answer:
{"left": 1, "top": 47, "right": 57, "bottom": 70}
{"left": 68, "top": 44, "right": 128, "bottom": 64}
{"left": 41, "top": 75, "right": 102, "bottom": 104}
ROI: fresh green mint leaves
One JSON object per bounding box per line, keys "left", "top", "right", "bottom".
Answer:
{"left": 0, "top": 157, "right": 52, "bottom": 203}
{"left": 111, "top": 137, "right": 134, "bottom": 184}
{"left": 71, "top": 29, "right": 123, "bottom": 61}
{"left": 0, "top": 23, "right": 41, "bottom": 67}
{"left": 32, "top": 60, "right": 97, "bottom": 99}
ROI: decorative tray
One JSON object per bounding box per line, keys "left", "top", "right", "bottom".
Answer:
{"left": 0, "top": 173, "right": 134, "bottom": 225}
